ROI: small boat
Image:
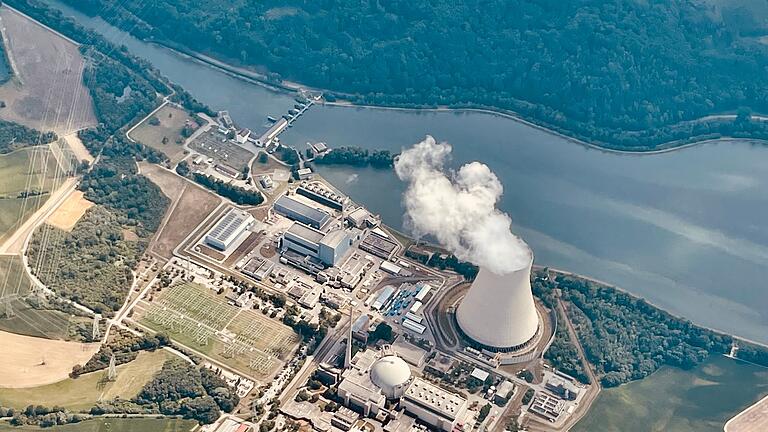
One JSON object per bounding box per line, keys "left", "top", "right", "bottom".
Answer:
{"left": 267, "top": 116, "right": 277, "bottom": 123}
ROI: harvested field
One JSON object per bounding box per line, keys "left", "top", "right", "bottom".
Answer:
{"left": 0, "top": 6, "right": 96, "bottom": 134}
{"left": 0, "top": 349, "right": 170, "bottom": 410}
{"left": 130, "top": 105, "right": 195, "bottom": 164}
{"left": 151, "top": 183, "right": 220, "bottom": 259}
{"left": 45, "top": 190, "right": 93, "bottom": 231}
{"left": 0, "top": 330, "right": 99, "bottom": 388}
{"left": 0, "top": 147, "right": 68, "bottom": 243}
{"left": 138, "top": 161, "right": 185, "bottom": 201}
{"left": 725, "top": 395, "right": 768, "bottom": 432}
{"left": 134, "top": 282, "right": 299, "bottom": 379}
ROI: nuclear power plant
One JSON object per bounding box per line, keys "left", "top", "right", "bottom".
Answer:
{"left": 456, "top": 243, "right": 540, "bottom": 352}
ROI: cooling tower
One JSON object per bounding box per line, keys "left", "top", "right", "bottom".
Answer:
{"left": 456, "top": 247, "right": 539, "bottom": 351}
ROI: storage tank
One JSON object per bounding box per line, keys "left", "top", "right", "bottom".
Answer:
{"left": 456, "top": 246, "right": 538, "bottom": 352}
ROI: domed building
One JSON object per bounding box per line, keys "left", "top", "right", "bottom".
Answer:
{"left": 370, "top": 354, "right": 411, "bottom": 399}
{"left": 337, "top": 346, "right": 412, "bottom": 416}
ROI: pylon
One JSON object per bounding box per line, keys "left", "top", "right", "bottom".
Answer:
{"left": 92, "top": 314, "right": 101, "bottom": 341}
{"left": 107, "top": 354, "right": 117, "bottom": 381}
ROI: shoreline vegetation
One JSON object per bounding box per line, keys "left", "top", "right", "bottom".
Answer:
{"left": 50, "top": 0, "right": 768, "bottom": 152}
{"left": 152, "top": 41, "right": 768, "bottom": 156}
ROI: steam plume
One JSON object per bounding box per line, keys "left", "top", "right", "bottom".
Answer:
{"left": 394, "top": 136, "right": 530, "bottom": 274}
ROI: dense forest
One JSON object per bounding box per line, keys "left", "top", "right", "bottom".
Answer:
{"left": 54, "top": 0, "right": 768, "bottom": 149}
{"left": 531, "top": 270, "right": 768, "bottom": 387}
{"left": 27, "top": 206, "right": 142, "bottom": 314}
{"left": 0, "top": 120, "right": 57, "bottom": 153}
{"left": 131, "top": 360, "right": 238, "bottom": 424}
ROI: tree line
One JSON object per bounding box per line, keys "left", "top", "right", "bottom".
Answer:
{"left": 0, "top": 120, "right": 57, "bottom": 153}
{"left": 531, "top": 270, "right": 768, "bottom": 387}
{"left": 314, "top": 146, "right": 395, "bottom": 169}
{"left": 55, "top": 0, "right": 768, "bottom": 149}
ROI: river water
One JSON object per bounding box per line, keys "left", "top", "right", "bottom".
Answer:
{"left": 42, "top": 0, "right": 768, "bottom": 344}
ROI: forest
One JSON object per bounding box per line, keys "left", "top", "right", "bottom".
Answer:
{"left": 53, "top": 0, "right": 768, "bottom": 149}
{"left": 530, "top": 271, "right": 768, "bottom": 387}
{"left": 0, "top": 120, "right": 57, "bottom": 153}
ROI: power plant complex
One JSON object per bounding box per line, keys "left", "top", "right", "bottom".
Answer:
{"left": 456, "top": 243, "right": 540, "bottom": 352}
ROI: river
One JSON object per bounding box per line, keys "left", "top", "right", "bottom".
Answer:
{"left": 42, "top": 0, "right": 768, "bottom": 344}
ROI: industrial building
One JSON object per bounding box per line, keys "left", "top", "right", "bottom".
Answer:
{"left": 281, "top": 222, "right": 354, "bottom": 266}
{"left": 346, "top": 207, "right": 378, "bottom": 228}
{"left": 336, "top": 346, "right": 470, "bottom": 432}
{"left": 274, "top": 195, "right": 331, "bottom": 229}
{"left": 204, "top": 208, "right": 254, "bottom": 251}
{"left": 401, "top": 378, "right": 469, "bottom": 432}
{"left": 359, "top": 230, "right": 399, "bottom": 260}
{"left": 297, "top": 183, "right": 345, "bottom": 210}
{"left": 214, "top": 163, "right": 241, "bottom": 179}
{"left": 456, "top": 243, "right": 540, "bottom": 352}
{"left": 240, "top": 257, "right": 274, "bottom": 281}
{"left": 529, "top": 392, "right": 565, "bottom": 422}
{"left": 545, "top": 376, "right": 580, "bottom": 401}
{"left": 337, "top": 349, "right": 394, "bottom": 417}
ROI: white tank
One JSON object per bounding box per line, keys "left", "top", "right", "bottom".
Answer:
{"left": 456, "top": 248, "right": 538, "bottom": 351}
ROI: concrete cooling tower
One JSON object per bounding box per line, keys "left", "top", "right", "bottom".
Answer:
{"left": 456, "top": 247, "right": 539, "bottom": 352}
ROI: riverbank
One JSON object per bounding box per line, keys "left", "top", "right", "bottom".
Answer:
{"left": 534, "top": 264, "right": 768, "bottom": 350}
{"left": 149, "top": 40, "right": 768, "bottom": 156}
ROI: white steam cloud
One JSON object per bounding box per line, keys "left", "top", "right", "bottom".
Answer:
{"left": 394, "top": 136, "right": 531, "bottom": 275}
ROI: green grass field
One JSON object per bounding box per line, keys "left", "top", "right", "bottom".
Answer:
{"left": 0, "top": 147, "right": 68, "bottom": 243}
{"left": 0, "top": 254, "right": 33, "bottom": 298}
{"left": 0, "top": 418, "right": 196, "bottom": 431}
{"left": 0, "top": 350, "right": 171, "bottom": 411}
{"left": 573, "top": 355, "right": 768, "bottom": 432}
{"left": 130, "top": 105, "right": 194, "bottom": 164}
{"left": 0, "top": 254, "right": 82, "bottom": 340}
{"left": 136, "top": 282, "right": 298, "bottom": 378}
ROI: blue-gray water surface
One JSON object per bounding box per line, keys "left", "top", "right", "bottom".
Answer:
{"left": 44, "top": 0, "right": 768, "bottom": 343}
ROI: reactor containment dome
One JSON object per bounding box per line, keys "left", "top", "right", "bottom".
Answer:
{"left": 370, "top": 354, "right": 411, "bottom": 399}
{"left": 455, "top": 245, "right": 539, "bottom": 352}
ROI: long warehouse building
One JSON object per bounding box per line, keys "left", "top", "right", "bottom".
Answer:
{"left": 274, "top": 194, "right": 331, "bottom": 229}
{"left": 204, "top": 208, "right": 255, "bottom": 251}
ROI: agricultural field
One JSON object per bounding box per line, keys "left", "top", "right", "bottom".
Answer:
{"left": 133, "top": 282, "right": 298, "bottom": 379}
{"left": 130, "top": 105, "right": 196, "bottom": 164}
{"left": 0, "top": 330, "right": 99, "bottom": 389}
{"left": 150, "top": 184, "right": 220, "bottom": 259}
{"left": 0, "top": 254, "right": 82, "bottom": 340}
{"left": 0, "top": 254, "right": 33, "bottom": 299}
{"left": 45, "top": 190, "right": 93, "bottom": 231}
{"left": 0, "top": 418, "right": 197, "bottom": 432}
{"left": 0, "top": 147, "right": 68, "bottom": 243}
{"left": 137, "top": 161, "right": 186, "bottom": 202}
{"left": 0, "top": 349, "right": 171, "bottom": 410}
{"left": 0, "top": 6, "right": 96, "bottom": 134}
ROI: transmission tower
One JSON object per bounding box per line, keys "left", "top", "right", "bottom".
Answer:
{"left": 4, "top": 300, "right": 13, "bottom": 319}
{"left": 107, "top": 354, "right": 117, "bottom": 381}
{"left": 92, "top": 314, "right": 101, "bottom": 341}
